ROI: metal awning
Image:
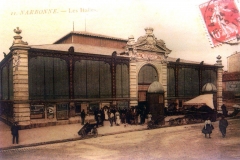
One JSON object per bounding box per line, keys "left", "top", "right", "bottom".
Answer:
{"left": 183, "top": 94, "right": 214, "bottom": 109}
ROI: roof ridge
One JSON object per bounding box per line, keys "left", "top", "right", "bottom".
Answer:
{"left": 71, "top": 31, "right": 128, "bottom": 41}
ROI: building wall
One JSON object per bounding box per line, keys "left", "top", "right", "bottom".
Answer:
{"left": 223, "top": 70, "right": 240, "bottom": 99}
{"left": 227, "top": 52, "right": 240, "bottom": 73}
{"left": 0, "top": 28, "right": 224, "bottom": 128}
{"left": 222, "top": 52, "right": 240, "bottom": 108}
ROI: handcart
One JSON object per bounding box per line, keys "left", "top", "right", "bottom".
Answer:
{"left": 78, "top": 120, "right": 98, "bottom": 138}
{"left": 147, "top": 115, "right": 165, "bottom": 129}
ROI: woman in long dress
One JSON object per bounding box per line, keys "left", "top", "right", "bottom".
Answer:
{"left": 115, "top": 111, "right": 121, "bottom": 126}
{"left": 104, "top": 107, "right": 109, "bottom": 120}
{"left": 202, "top": 118, "right": 214, "bottom": 138}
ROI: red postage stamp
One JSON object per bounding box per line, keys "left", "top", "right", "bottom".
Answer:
{"left": 199, "top": 0, "right": 240, "bottom": 47}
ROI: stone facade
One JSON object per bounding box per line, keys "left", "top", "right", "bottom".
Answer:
{"left": 123, "top": 27, "right": 170, "bottom": 108}
{"left": 0, "top": 27, "right": 224, "bottom": 128}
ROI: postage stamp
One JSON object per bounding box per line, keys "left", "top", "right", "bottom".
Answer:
{"left": 199, "top": 0, "right": 240, "bottom": 47}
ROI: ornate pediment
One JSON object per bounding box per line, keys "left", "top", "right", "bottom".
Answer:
{"left": 123, "top": 27, "right": 171, "bottom": 62}
{"left": 135, "top": 27, "right": 170, "bottom": 53}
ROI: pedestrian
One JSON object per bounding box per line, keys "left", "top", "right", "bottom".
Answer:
{"left": 219, "top": 115, "right": 228, "bottom": 138}
{"left": 97, "top": 112, "right": 103, "bottom": 126}
{"left": 80, "top": 109, "right": 86, "bottom": 125}
{"left": 100, "top": 108, "right": 105, "bottom": 124}
{"left": 104, "top": 107, "right": 109, "bottom": 120}
{"left": 140, "top": 112, "right": 145, "bottom": 125}
{"left": 121, "top": 113, "right": 126, "bottom": 124}
{"left": 147, "top": 112, "right": 152, "bottom": 123}
{"left": 126, "top": 109, "right": 130, "bottom": 124}
{"left": 94, "top": 109, "right": 99, "bottom": 127}
{"left": 11, "top": 122, "right": 19, "bottom": 144}
{"left": 109, "top": 111, "right": 114, "bottom": 127}
{"left": 115, "top": 110, "right": 121, "bottom": 126}
{"left": 221, "top": 104, "right": 228, "bottom": 117}
{"left": 133, "top": 111, "right": 138, "bottom": 125}
{"left": 202, "top": 118, "right": 214, "bottom": 138}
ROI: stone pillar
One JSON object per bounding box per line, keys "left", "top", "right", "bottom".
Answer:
{"left": 215, "top": 55, "right": 224, "bottom": 111}
{"left": 10, "top": 27, "right": 30, "bottom": 128}
{"left": 129, "top": 61, "right": 138, "bottom": 107}
{"left": 161, "top": 63, "right": 168, "bottom": 107}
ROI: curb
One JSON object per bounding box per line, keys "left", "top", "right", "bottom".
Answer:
{"left": 1, "top": 118, "right": 238, "bottom": 151}
{"left": 0, "top": 126, "right": 169, "bottom": 151}
{"left": 0, "top": 137, "right": 82, "bottom": 151}
{"left": 0, "top": 128, "right": 147, "bottom": 151}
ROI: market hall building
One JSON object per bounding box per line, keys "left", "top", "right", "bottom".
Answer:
{"left": 0, "top": 27, "right": 223, "bottom": 129}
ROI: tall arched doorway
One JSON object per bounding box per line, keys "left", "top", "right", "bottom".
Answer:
{"left": 138, "top": 64, "right": 158, "bottom": 112}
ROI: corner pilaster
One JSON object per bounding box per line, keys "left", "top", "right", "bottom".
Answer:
{"left": 161, "top": 62, "right": 168, "bottom": 107}
{"left": 215, "top": 55, "right": 223, "bottom": 111}
{"left": 129, "top": 61, "right": 138, "bottom": 107}
{"left": 10, "top": 27, "right": 30, "bottom": 127}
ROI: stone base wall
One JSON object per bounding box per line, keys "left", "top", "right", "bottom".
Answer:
{"left": 1, "top": 115, "right": 86, "bottom": 129}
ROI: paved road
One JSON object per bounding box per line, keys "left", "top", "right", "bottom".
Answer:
{"left": 0, "top": 119, "right": 239, "bottom": 160}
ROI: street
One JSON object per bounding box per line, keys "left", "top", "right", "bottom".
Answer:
{"left": 0, "top": 119, "right": 240, "bottom": 160}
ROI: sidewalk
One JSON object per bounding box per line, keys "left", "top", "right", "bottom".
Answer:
{"left": 0, "top": 115, "right": 191, "bottom": 150}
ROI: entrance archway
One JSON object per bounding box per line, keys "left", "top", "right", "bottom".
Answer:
{"left": 138, "top": 64, "right": 158, "bottom": 102}
{"left": 138, "top": 64, "right": 159, "bottom": 114}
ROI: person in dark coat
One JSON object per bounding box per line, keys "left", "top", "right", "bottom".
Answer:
{"left": 202, "top": 118, "right": 214, "bottom": 138}
{"left": 221, "top": 104, "right": 228, "bottom": 117}
{"left": 11, "top": 122, "right": 19, "bottom": 144}
{"left": 94, "top": 109, "right": 99, "bottom": 127}
{"left": 100, "top": 108, "right": 105, "bottom": 123}
{"left": 219, "top": 115, "right": 228, "bottom": 138}
{"left": 97, "top": 111, "right": 103, "bottom": 126}
{"left": 109, "top": 111, "right": 114, "bottom": 127}
{"left": 80, "top": 109, "right": 86, "bottom": 125}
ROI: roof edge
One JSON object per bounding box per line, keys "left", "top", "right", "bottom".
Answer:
{"left": 54, "top": 31, "right": 128, "bottom": 44}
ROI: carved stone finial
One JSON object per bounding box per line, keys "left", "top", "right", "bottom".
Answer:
{"left": 144, "top": 27, "right": 154, "bottom": 35}
{"left": 217, "top": 55, "right": 221, "bottom": 60}
{"left": 215, "top": 55, "right": 222, "bottom": 66}
{"left": 14, "top": 27, "right": 22, "bottom": 35}
{"left": 12, "top": 27, "right": 28, "bottom": 46}
{"left": 127, "top": 35, "right": 135, "bottom": 46}
{"left": 124, "top": 35, "right": 137, "bottom": 57}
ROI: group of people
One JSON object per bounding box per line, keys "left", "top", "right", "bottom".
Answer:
{"left": 81, "top": 106, "right": 230, "bottom": 138}
{"left": 10, "top": 106, "right": 230, "bottom": 145}
{"left": 202, "top": 115, "right": 228, "bottom": 138}
{"left": 80, "top": 106, "right": 150, "bottom": 127}
{"left": 98, "top": 106, "right": 150, "bottom": 127}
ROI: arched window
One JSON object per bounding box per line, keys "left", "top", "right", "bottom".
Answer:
{"left": 138, "top": 65, "right": 158, "bottom": 84}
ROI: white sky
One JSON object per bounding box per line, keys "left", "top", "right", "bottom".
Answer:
{"left": 0, "top": 0, "right": 239, "bottom": 70}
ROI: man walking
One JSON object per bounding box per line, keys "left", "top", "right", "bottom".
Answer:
{"left": 109, "top": 111, "right": 114, "bottom": 127}
{"left": 219, "top": 115, "right": 228, "bottom": 138}
{"left": 80, "top": 109, "right": 86, "bottom": 125}
{"left": 11, "top": 122, "right": 19, "bottom": 144}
